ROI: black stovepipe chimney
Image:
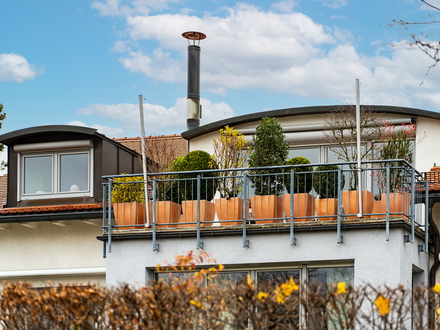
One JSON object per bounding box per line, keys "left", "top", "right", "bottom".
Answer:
{"left": 182, "top": 31, "right": 206, "bottom": 131}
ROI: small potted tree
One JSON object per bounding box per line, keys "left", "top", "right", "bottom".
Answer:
{"left": 324, "top": 105, "right": 379, "bottom": 218}
{"left": 249, "top": 118, "right": 288, "bottom": 223}
{"left": 212, "top": 126, "right": 250, "bottom": 225}
{"left": 284, "top": 157, "right": 314, "bottom": 221}
{"left": 112, "top": 174, "right": 145, "bottom": 230}
{"left": 175, "top": 150, "right": 218, "bottom": 227}
{"left": 313, "top": 164, "right": 345, "bottom": 220}
{"left": 372, "top": 122, "right": 421, "bottom": 218}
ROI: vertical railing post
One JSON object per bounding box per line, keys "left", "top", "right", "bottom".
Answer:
{"left": 102, "top": 183, "right": 107, "bottom": 258}
{"left": 243, "top": 173, "right": 249, "bottom": 248}
{"left": 386, "top": 164, "right": 390, "bottom": 241}
{"left": 108, "top": 179, "right": 113, "bottom": 253}
{"left": 425, "top": 180, "right": 429, "bottom": 253}
{"left": 337, "top": 167, "right": 342, "bottom": 244}
{"left": 197, "top": 175, "right": 202, "bottom": 249}
{"left": 411, "top": 168, "right": 415, "bottom": 244}
{"left": 153, "top": 178, "right": 159, "bottom": 251}
{"left": 290, "top": 170, "right": 296, "bottom": 246}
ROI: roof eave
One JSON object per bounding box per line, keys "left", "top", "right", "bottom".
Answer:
{"left": 181, "top": 104, "right": 438, "bottom": 140}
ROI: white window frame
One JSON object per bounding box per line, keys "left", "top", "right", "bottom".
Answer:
{"left": 18, "top": 149, "right": 94, "bottom": 201}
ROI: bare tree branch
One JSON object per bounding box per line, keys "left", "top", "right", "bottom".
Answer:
{"left": 389, "top": 1, "right": 440, "bottom": 82}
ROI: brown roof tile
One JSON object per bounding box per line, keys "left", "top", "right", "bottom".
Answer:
{"left": 425, "top": 167, "right": 440, "bottom": 192}
{"left": 0, "top": 203, "right": 103, "bottom": 215}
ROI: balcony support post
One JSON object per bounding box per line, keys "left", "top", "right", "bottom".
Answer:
{"left": 411, "top": 168, "right": 415, "bottom": 244}
{"left": 337, "top": 167, "right": 342, "bottom": 244}
{"left": 386, "top": 164, "right": 390, "bottom": 241}
{"left": 197, "top": 175, "right": 202, "bottom": 250}
{"left": 108, "top": 179, "right": 113, "bottom": 253}
{"left": 290, "top": 170, "right": 296, "bottom": 246}
{"left": 103, "top": 183, "right": 107, "bottom": 258}
{"left": 243, "top": 173, "right": 249, "bottom": 248}
{"left": 425, "top": 180, "right": 429, "bottom": 253}
{"left": 153, "top": 178, "right": 159, "bottom": 251}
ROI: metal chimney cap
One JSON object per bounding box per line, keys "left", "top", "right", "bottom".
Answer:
{"left": 182, "top": 31, "right": 206, "bottom": 40}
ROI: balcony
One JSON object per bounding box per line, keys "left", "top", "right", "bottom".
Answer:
{"left": 102, "top": 160, "right": 429, "bottom": 253}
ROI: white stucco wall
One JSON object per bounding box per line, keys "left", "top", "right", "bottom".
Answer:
{"left": 0, "top": 221, "right": 106, "bottom": 286}
{"left": 106, "top": 226, "right": 428, "bottom": 289}
{"left": 415, "top": 116, "right": 440, "bottom": 173}
{"left": 189, "top": 112, "right": 415, "bottom": 153}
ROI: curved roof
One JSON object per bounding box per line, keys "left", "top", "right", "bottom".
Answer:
{"left": 0, "top": 125, "right": 98, "bottom": 146}
{"left": 181, "top": 104, "right": 440, "bottom": 140}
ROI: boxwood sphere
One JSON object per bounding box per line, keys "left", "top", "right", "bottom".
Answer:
{"left": 313, "top": 164, "right": 345, "bottom": 199}
{"left": 285, "top": 157, "right": 313, "bottom": 194}
{"left": 173, "top": 150, "right": 218, "bottom": 201}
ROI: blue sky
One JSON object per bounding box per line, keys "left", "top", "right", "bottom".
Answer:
{"left": 1, "top": 0, "right": 440, "bottom": 141}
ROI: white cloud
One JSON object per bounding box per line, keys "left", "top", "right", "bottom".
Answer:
{"left": 271, "top": 0, "right": 297, "bottom": 13}
{"left": 0, "top": 53, "right": 43, "bottom": 82}
{"left": 67, "top": 120, "right": 125, "bottom": 137}
{"left": 77, "top": 97, "right": 235, "bottom": 135}
{"left": 314, "top": 0, "right": 348, "bottom": 9}
{"left": 112, "top": 40, "right": 132, "bottom": 53}
{"left": 330, "top": 15, "right": 346, "bottom": 20}
{"left": 119, "top": 48, "right": 184, "bottom": 83}
{"left": 96, "top": 2, "right": 440, "bottom": 111}
{"left": 92, "top": 0, "right": 180, "bottom": 16}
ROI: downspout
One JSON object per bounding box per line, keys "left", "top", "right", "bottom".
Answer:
{"left": 428, "top": 198, "right": 440, "bottom": 327}
{"left": 429, "top": 198, "right": 440, "bottom": 287}
{"left": 356, "top": 79, "right": 362, "bottom": 217}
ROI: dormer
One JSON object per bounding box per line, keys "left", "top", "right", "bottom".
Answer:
{"left": 0, "top": 125, "right": 142, "bottom": 208}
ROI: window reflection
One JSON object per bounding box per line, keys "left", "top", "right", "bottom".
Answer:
{"left": 211, "top": 272, "right": 248, "bottom": 289}
{"left": 288, "top": 148, "right": 320, "bottom": 164}
{"left": 24, "top": 155, "right": 53, "bottom": 194}
{"left": 156, "top": 272, "right": 192, "bottom": 284}
{"left": 257, "top": 270, "right": 300, "bottom": 289}
{"left": 308, "top": 266, "right": 354, "bottom": 287}
{"left": 257, "top": 270, "right": 300, "bottom": 328}
{"left": 308, "top": 267, "right": 354, "bottom": 330}
{"left": 60, "top": 153, "right": 89, "bottom": 192}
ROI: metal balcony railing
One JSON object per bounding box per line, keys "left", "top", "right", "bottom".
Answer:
{"left": 102, "top": 160, "right": 428, "bottom": 253}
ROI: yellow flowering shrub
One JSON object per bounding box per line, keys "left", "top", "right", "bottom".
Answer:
{"left": 0, "top": 255, "right": 436, "bottom": 329}
{"left": 212, "top": 125, "right": 250, "bottom": 198}
{"left": 375, "top": 295, "right": 390, "bottom": 316}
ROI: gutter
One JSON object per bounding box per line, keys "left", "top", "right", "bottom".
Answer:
{"left": 0, "top": 210, "right": 103, "bottom": 224}
{"left": 0, "top": 267, "right": 106, "bottom": 279}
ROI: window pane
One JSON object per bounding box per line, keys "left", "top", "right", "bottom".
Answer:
{"left": 288, "top": 148, "right": 320, "bottom": 164}
{"left": 257, "top": 270, "right": 300, "bottom": 289}
{"left": 308, "top": 266, "right": 354, "bottom": 288}
{"left": 257, "top": 270, "right": 300, "bottom": 327}
{"left": 308, "top": 267, "right": 354, "bottom": 330}
{"left": 326, "top": 145, "right": 365, "bottom": 164}
{"left": 24, "top": 156, "right": 53, "bottom": 194}
{"left": 60, "top": 153, "right": 89, "bottom": 192}
{"left": 211, "top": 272, "right": 248, "bottom": 289}
{"left": 156, "top": 272, "right": 192, "bottom": 284}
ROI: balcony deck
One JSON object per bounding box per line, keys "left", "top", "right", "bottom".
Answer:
{"left": 98, "top": 216, "right": 425, "bottom": 239}
{"left": 101, "top": 160, "right": 431, "bottom": 254}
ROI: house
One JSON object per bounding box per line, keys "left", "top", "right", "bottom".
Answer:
{"left": 0, "top": 125, "right": 143, "bottom": 286}
{"left": 114, "top": 134, "right": 187, "bottom": 173}
{"left": 93, "top": 32, "right": 438, "bottom": 295}
{"left": 99, "top": 104, "right": 440, "bottom": 295}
